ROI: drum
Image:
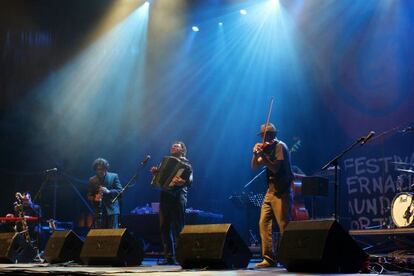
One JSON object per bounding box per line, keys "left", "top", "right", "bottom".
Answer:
{"left": 391, "top": 192, "right": 414, "bottom": 227}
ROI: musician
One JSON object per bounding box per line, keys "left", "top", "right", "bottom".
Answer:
{"left": 150, "top": 141, "right": 193, "bottom": 265}
{"left": 21, "top": 192, "right": 41, "bottom": 218}
{"left": 251, "top": 123, "right": 294, "bottom": 268}
{"left": 87, "top": 158, "right": 122, "bottom": 229}
{"left": 13, "top": 192, "right": 41, "bottom": 241}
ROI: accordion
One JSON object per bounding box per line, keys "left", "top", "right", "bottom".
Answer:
{"left": 151, "top": 156, "right": 192, "bottom": 191}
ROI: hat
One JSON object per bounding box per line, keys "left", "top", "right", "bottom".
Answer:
{"left": 257, "top": 123, "right": 277, "bottom": 136}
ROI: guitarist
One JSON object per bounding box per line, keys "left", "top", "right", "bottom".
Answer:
{"left": 251, "top": 123, "right": 294, "bottom": 268}
{"left": 87, "top": 158, "right": 122, "bottom": 229}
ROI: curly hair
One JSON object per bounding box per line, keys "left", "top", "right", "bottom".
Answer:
{"left": 92, "top": 158, "right": 109, "bottom": 170}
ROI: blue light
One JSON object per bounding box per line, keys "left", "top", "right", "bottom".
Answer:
{"left": 218, "top": 22, "right": 223, "bottom": 27}
{"left": 192, "top": 26, "right": 199, "bottom": 32}
{"left": 240, "top": 9, "right": 247, "bottom": 16}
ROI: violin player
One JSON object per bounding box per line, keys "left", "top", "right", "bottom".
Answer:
{"left": 251, "top": 123, "right": 294, "bottom": 268}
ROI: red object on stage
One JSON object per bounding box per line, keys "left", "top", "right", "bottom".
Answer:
{"left": 292, "top": 202, "right": 309, "bottom": 221}
{"left": 291, "top": 174, "right": 310, "bottom": 221}
{"left": 0, "top": 216, "right": 39, "bottom": 222}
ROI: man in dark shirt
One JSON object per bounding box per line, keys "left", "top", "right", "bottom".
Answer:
{"left": 151, "top": 141, "right": 193, "bottom": 265}
{"left": 87, "top": 158, "right": 122, "bottom": 229}
{"left": 251, "top": 123, "right": 294, "bottom": 268}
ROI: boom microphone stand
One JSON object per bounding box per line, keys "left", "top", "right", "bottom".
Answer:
{"left": 243, "top": 167, "right": 267, "bottom": 189}
{"left": 112, "top": 155, "right": 151, "bottom": 204}
{"left": 321, "top": 131, "right": 375, "bottom": 222}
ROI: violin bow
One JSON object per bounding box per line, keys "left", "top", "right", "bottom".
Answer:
{"left": 261, "top": 97, "right": 275, "bottom": 144}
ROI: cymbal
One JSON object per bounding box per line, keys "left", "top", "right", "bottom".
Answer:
{"left": 396, "top": 168, "right": 414, "bottom": 174}
{"left": 393, "top": 161, "right": 414, "bottom": 166}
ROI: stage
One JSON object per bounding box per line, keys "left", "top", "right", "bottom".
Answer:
{"left": 0, "top": 260, "right": 396, "bottom": 276}
{"left": 1, "top": 0, "right": 414, "bottom": 275}
{"left": 350, "top": 228, "right": 414, "bottom": 254}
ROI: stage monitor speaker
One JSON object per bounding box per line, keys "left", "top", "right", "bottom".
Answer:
{"left": 44, "top": 230, "right": 83, "bottom": 264}
{"left": 278, "top": 219, "right": 368, "bottom": 273}
{"left": 80, "top": 228, "right": 143, "bottom": 266}
{"left": 0, "top": 232, "right": 36, "bottom": 263}
{"left": 176, "top": 224, "right": 251, "bottom": 269}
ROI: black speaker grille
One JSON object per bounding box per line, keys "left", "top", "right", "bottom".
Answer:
{"left": 278, "top": 220, "right": 368, "bottom": 273}
{"left": 176, "top": 224, "right": 251, "bottom": 269}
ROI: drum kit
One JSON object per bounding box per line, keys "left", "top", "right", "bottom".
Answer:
{"left": 390, "top": 161, "right": 414, "bottom": 228}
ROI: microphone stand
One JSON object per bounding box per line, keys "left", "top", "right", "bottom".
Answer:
{"left": 321, "top": 136, "right": 368, "bottom": 222}
{"left": 33, "top": 173, "right": 51, "bottom": 203}
{"left": 112, "top": 159, "right": 150, "bottom": 204}
{"left": 244, "top": 167, "right": 267, "bottom": 189}
{"left": 371, "top": 124, "right": 406, "bottom": 228}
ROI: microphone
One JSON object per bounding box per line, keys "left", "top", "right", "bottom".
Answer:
{"left": 44, "top": 168, "right": 58, "bottom": 174}
{"left": 140, "top": 155, "right": 151, "bottom": 165}
{"left": 361, "top": 131, "right": 375, "bottom": 145}
{"left": 400, "top": 126, "right": 414, "bottom": 133}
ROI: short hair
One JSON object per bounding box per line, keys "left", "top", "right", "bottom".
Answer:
{"left": 92, "top": 158, "right": 109, "bottom": 170}
{"left": 173, "top": 141, "right": 187, "bottom": 156}
{"left": 264, "top": 131, "right": 277, "bottom": 138}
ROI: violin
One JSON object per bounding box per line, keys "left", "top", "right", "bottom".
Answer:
{"left": 88, "top": 180, "right": 104, "bottom": 203}
{"left": 94, "top": 188, "right": 103, "bottom": 202}
{"left": 256, "top": 139, "right": 277, "bottom": 154}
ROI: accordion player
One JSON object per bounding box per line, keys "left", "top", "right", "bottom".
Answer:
{"left": 151, "top": 156, "right": 192, "bottom": 191}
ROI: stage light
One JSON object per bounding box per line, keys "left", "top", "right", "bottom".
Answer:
{"left": 268, "top": 0, "right": 280, "bottom": 10}
{"left": 28, "top": 2, "right": 150, "bottom": 158}
{"left": 192, "top": 26, "right": 199, "bottom": 32}
{"left": 144, "top": 1, "right": 150, "bottom": 6}
{"left": 218, "top": 22, "right": 223, "bottom": 27}
{"left": 240, "top": 9, "right": 247, "bottom": 16}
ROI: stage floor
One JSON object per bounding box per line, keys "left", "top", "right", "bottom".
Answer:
{"left": 0, "top": 259, "right": 407, "bottom": 276}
